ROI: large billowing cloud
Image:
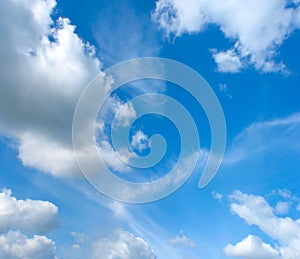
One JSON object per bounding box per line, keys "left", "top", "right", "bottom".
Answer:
{"left": 0, "top": 189, "right": 59, "bottom": 258}
{"left": 224, "top": 191, "right": 300, "bottom": 258}
{"left": 0, "top": 189, "right": 59, "bottom": 235}
{"left": 92, "top": 229, "right": 157, "bottom": 259}
{"left": 0, "top": 0, "right": 102, "bottom": 177}
{"left": 152, "top": 0, "right": 300, "bottom": 72}
{"left": 0, "top": 0, "right": 143, "bottom": 179}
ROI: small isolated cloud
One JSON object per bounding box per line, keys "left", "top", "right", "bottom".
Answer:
{"left": 169, "top": 233, "right": 196, "bottom": 248}
{"left": 224, "top": 190, "right": 300, "bottom": 258}
{"left": 211, "top": 191, "right": 223, "bottom": 202}
{"left": 211, "top": 48, "right": 243, "bottom": 73}
{"left": 219, "top": 83, "right": 228, "bottom": 93}
{"left": 152, "top": 0, "right": 300, "bottom": 73}
{"left": 0, "top": 230, "right": 56, "bottom": 259}
{"left": 92, "top": 229, "right": 156, "bottom": 259}
{"left": 131, "top": 130, "right": 150, "bottom": 153}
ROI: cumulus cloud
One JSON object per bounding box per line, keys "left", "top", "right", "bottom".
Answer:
{"left": 224, "top": 234, "right": 280, "bottom": 259}
{"left": 152, "top": 0, "right": 300, "bottom": 72}
{"left": 0, "top": 0, "right": 102, "bottom": 177}
{"left": 211, "top": 48, "right": 244, "bottom": 73}
{"left": 0, "top": 189, "right": 58, "bottom": 258}
{"left": 0, "top": 189, "right": 59, "bottom": 235}
{"left": 92, "top": 229, "right": 156, "bottom": 259}
{"left": 224, "top": 191, "right": 300, "bottom": 258}
{"left": 0, "top": 230, "right": 56, "bottom": 259}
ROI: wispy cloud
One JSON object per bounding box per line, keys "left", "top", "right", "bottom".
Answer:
{"left": 224, "top": 112, "right": 300, "bottom": 165}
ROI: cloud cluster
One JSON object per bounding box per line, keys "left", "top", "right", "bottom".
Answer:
{"left": 0, "top": 231, "right": 56, "bottom": 259}
{"left": 0, "top": 189, "right": 59, "bottom": 234}
{"left": 92, "top": 229, "right": 157, "bottom": 259}
{"left": 0, "top": 0, "right": 103, "bottom": 177}
{"left": 224, "top": 191, "right": 300, "bottom": 258}
{"left": 0, "top": 0, "right": 153, "bottom": 179}
{"left": 152, "top": 0, "right": 300, "bottom": 72}
{"left": 0, "top": 189, "right": 59, "bottom": 258}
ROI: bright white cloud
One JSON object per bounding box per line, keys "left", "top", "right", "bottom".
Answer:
{"left": 0, "top": 189, "right": 59, "bottom": 235}
{"left": 225, "top": 191, "right": 300, "bottom": 258}
{"left": 152, "top": 0, "right": 300, "bottom": 72}
{"left": 211, "top": 48, "right": 243, "bottom": 73}
{"left": 224, "top": 234, "right": 280, "bottom": 259}
{"left": 0, "top": 230, "right": 56, "bottom": 259}
{"left": 0, "top": 0, "right": 102, "bottom": 177}
{"left": 92, "top": 229, "right": 156, "bottom": 259}
{"left": 131, "top": 130, "right": 150, "bottom": 153}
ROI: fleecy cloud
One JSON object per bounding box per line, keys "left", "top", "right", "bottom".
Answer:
{"left": 152, "top": 0, "right": 300, "bottom": 73}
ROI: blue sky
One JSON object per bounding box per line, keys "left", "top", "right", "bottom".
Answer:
{"left": 0, "top": 0, "right": 300, "bottom": 258}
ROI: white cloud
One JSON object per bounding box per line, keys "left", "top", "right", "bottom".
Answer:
{"left": 104, "top": 96, "right": 137, "bottom": 128}
{"left": 211, "top": 48, "right": 243, "bottom": 73}
{"left": 18, "top": 133, "right": 79, "bottom": 178}
{"left": 152, "top": 0, "right": 300, "bottom": 72}
{"left": 92, "top": 229, "right": 156, "bottom": 259}
{"left": 225, "top": 191, "right": 300, "bottom": 258}
{"left": 0, "top": 189, "right": 59, "bottom": 235}
{"left": 131, "top": 130, "right": 150, "bottom": 153}
{"left": 224, "top": 234, "right": 280, "bottom": 259}
{"left": 0, "top": 230, "right": 56, "bottom": 259}
{"left": 0, "top": 0, "right": 102, "bottom": 177}
{"left": 169, "top": 234, "right": 196, "bottom": 248}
